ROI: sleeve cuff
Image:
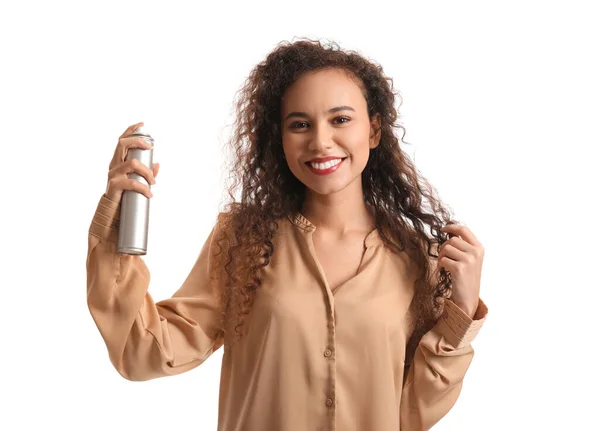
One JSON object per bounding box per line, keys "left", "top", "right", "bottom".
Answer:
{"left": 434, "top": 297, "right": 488, "bottom": 350}
{"left": 89, "top": 194, "right": 121, "bottom": 243}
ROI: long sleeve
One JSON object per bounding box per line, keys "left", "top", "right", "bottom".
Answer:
{"left": 400, "top": 297, "right": 488, "bottom": 430}
{"left": 86, "top": 194, "right": 226, "bottom": 381}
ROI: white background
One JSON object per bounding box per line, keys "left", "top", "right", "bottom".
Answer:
{"left": 1, "top": 0, "right": 597, "bottom": 429}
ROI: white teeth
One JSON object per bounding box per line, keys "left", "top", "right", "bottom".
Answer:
{"left": 310, "top": 158, "right": 342, "bottom": 170}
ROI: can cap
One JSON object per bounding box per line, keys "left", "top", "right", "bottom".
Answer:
{"left": 132, "top": 126, "right": 153, "bottom": 144}
{"left": 133, "top": 126, "right": 149, "bottom": 136}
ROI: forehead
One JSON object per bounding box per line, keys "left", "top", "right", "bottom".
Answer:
{"left": 281, "top": 68, "right": 367, "bottom": 113}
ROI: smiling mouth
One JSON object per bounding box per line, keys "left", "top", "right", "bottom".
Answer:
{"left": 305, "top": 157, "right": 347, "bottom": 175}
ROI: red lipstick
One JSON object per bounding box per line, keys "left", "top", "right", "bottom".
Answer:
{"left": 306, "top": 157, "right": 346, "bottom": 176}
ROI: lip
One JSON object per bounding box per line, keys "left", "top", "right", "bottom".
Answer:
{"left": 306, "top": 157, "right": 346, "bottom": 176}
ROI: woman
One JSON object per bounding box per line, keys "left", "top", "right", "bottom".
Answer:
{"left": 87, "top": 38, "right": 488, "bottom": 430}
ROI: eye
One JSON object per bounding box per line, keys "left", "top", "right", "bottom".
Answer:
{"left": 334, "top": 116, "right": 351, "bottom": 124}
{"left": 290, "top": 121, "right": 309, "bottom": 129}
{"left": 289, "top": 116, "right": 351, "bottom": 130}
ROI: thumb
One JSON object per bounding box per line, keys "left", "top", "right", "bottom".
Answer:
{"left": 153, "top": 162, "right": 160, "bottom": 178}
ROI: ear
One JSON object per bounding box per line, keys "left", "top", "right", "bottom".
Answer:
{"left": 369, "top": 113, "right": 382, "bottom": 149}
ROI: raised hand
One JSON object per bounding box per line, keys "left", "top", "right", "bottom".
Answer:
{"left": 105, "top": 122, "right": 159, "bottom": 202}
{"left": 437, "top": 224, "right": 484, "bottom": 318}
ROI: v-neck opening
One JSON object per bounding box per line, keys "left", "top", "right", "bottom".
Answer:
{"left": 302, "top": 225, "right": 380, "bottom": 296}
{"left": 287, "top": 211, "right": 384, "bottom": 296}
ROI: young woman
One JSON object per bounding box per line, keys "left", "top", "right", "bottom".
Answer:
{"left": 87, "top": 38, "right": 488, "bottom": 430}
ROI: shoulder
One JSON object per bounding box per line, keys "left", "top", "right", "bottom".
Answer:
{"left": 211, "top": 210, "right": 293, "bottom": 250}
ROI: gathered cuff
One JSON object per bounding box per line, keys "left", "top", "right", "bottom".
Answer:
{"left": 434, "top": 298, "right": 488, "bottom": 350}
{"left": 89, "top": 194, "right": 121, "bottom": 243}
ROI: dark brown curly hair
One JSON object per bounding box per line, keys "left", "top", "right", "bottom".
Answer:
{"left": 213, "top": 37, "right": 460, "bottom": 369}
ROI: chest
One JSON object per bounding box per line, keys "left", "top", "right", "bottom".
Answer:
{"left": 247, "top": 229, "right": 416, "bottom": 348}
{"left": 312, "top": 235, "right": 367, "bottom": 292}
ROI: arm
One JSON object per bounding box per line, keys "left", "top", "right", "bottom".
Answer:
{"left": 86, "top": 194, "right": 226, "bottom": 381}
{"left": 400, "top": 297, "right": 488, "bottom": 430}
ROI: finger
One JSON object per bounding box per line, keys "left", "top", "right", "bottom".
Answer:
{"left": 125, "top": 159, "right": 156, "bottom": 185}
{"left": 441, "top": 224, "right": 480, "bottom": 247}
{"left": 118, "top": 135, "right": 154, "bottom": 151}
{"left": 119, "top": 122, "right": 145, "bottom": 139}
{"left": 110, "top": 158, "right": 156, "bottom": 185}
{"left": 111, "top": 136, "right": 154, "bottom": 167}
{"left": 153, "top": 162, "right": 160, "bottom": 178}
{"left": 444, "top": 236, "right": 471, "bottom": 253}
{"left": 120, "top": 178, "right": 153, "bottom": 198}
{"left": 440, "top": 243, "right": 463, "bottom": 262}
{"left": 437, "top": 256, "right": 456, "bottom": 272}
{"left": 106, "top": 177, "right": 153, "bottom": 199}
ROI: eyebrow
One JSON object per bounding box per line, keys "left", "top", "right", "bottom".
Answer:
{"left": 283, "top": 105, "right": 355, "bottom": 122}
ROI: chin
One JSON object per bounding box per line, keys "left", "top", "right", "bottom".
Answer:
{"left": 304, "top": 177, "right": 359, "bottom": 197}
{"left": 306, "top": 184, "right": 345, "bottom": 196}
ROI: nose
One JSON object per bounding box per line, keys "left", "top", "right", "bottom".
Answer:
{"left": 308, "top": 121, "right": 333, "bottom": 153}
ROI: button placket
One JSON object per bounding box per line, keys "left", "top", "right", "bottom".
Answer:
{"left": 299, "top": 224, "right": 337, "bottom": 427}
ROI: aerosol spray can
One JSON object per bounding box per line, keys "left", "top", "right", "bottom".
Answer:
{"left": 117, "top": 126, "right": 154, "bottom": 255}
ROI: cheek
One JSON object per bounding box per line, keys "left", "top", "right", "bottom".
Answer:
{"left": 346, "top": 134, "right": 371, "bottom": 162}
{"left": 282, "top": 134, "right": 305, "bottom": 159}
{"left": 281, "top": 142, "right": 293, "bottom": 164}
{"left": 281, "top": 142, "right": 301, "bottom": 174}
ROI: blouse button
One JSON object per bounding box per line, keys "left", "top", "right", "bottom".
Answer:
{"left": 324, "top": 349, "right": 332, "bottom": 358}
{"left": 325, "top": 397, "right": 334, "bottom": 407}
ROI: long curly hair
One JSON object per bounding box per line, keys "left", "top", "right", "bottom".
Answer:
{"left": 214, "top": 37, "right": 460, "bottom": 368}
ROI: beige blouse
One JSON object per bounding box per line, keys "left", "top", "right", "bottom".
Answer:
{"left": 87, "top": 194, "right": 488, "bottom": 431}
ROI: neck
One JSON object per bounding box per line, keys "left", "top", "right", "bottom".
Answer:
{"left": 301, "top": 181, "right": 374, "bottom": 236}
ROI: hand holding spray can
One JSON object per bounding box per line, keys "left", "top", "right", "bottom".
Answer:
{"left": 117, "top": 126, "right": 155, "bottom": 255}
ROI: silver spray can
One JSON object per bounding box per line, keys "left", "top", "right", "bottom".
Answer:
{"left": 117, "top": 126, "right": 154, "bottom": 255}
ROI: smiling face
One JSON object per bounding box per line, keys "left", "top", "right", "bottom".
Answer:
{"left": 281, "top": 68, "right": 381, "bottom": 197}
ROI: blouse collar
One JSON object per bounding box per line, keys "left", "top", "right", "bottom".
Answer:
{"left": 288, "top": 212, "right": 383, "bottom": 247}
